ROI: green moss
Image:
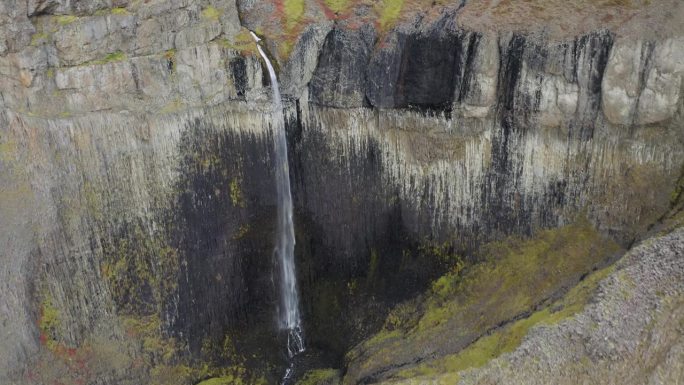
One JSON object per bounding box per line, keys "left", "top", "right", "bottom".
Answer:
{"left": 201, "top": 5, "right": 222, "bottom": 21}
{"left": 362, "top": 329, "right": 402, "bottom": 350}
{"left": 83, "top": 181, "right": 103, "bottom": 222}
{"left": 383, "top": 301, "right": 420, "bottom": 332}
{"left": 419, "top": 241, "right": 463, "bottom": 272}
{"left": 56, "top": 15, "right": 78, "bottom": 25}
{"left": 396, "top": 264, "right": 615, "bottom": 381}
{"left": 377, "top": 0, "right": 405, "bottom": 30}
{"left": 417, "top": 217, "right": 620, "bottom": 332}
{"left": 30, "top": 32, "right": 49, "bottom": 46}
{"left": 279, "top": 40, "right": 296, "bottom": 60}
{"left": 94, "top": 51, "right": 127, "bottom": 65}
{"left": 324, "top": 0, "right": 350, "bottom": 13}
{"left": 80, "top": 51, "right": 127, "bottom": 66}
{"left": 101, "top": 222, "right": 179, "bottom": 315}
{"left": 233, "top": 224, "right": 250, "bottom": 240}
{"left": 197, "top": 377, "right": 240, "bottom": 385}
{"left": 669, "top": 166, "right": 684, "bottom": 207}
{"left": 354, "top": 218, "right": 622, "bottom": 380}
{"left": 111, "top": 7, "right": 129, "bottom": 15}
{"left": 283, "top": 0, "right": 305, "bottom": 30}
{"left": 296, "top": 368, "right": 340, "bottom": 385}
{"left": 216, "top": 29, "right": 259, "bottom": 56}
{"left": 230, "top": 178, "right": 245, "bottom": 208}
{"left": 38, "top": 294, "right": 61, "bottom": 351}
{"left": 121, "top": 314, "right": 260, "bottom": 385}
{"left": 367, "top": 248, "right": 380, "bottom": 283}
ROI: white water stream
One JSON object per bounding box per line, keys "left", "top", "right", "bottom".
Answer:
{"left": 250, "top": 32, "right": 305, "bottom": 367}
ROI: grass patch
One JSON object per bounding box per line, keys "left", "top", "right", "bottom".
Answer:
{"left": 324, "top": 0, "right": 350, "bottom": 13}
{"left": 295, "top": 369, "right": 340, "bottom": 385}
{"left": 377, "top": 0, "right": 405, "bottom": 31}
{"left": 217, "top": 28, "right": 259, "bottom": 56}
{"left": 283, "top": 0, "right": 305, "bottom": 30}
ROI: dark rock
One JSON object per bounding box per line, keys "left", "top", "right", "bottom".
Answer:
{"left": 309, "top": 26, "right": 376, "bottom": 108}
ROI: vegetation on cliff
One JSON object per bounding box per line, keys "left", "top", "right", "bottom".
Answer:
{"left": 344, "top": 218, "right": 622, "bottom": 383}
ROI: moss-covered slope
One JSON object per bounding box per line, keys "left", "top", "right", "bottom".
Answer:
{"left": 344, "top": 218, "right": 622, "bottom": 383}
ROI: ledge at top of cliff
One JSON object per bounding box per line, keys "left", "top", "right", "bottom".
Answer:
{"left": 237, "top": 0, "right": 684, "bottom": 59}
{"left": 0, "top": 0, "right": 683, "bottom": 121}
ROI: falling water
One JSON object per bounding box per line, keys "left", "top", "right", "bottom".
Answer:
{"left": 250, "top": 31, "right": 305, "bottom": 366}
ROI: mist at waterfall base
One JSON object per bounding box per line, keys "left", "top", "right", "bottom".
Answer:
{"left": 251, "top": 31, "right": 305, "bottom": 382}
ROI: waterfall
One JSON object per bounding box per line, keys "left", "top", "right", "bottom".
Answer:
{"left": 250, "top": 32, "right": 305, "bottom": 362}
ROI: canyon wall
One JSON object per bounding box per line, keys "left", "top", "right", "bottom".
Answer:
{"left": 0, "top": 0, "right": 683, "bottom": 383}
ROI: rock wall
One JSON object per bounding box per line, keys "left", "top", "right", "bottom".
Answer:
{"left": 1, "top": 0, "right": 683, "bottom": 383}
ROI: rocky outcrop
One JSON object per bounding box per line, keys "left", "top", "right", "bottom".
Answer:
{"left": 1, "top": 0, "right": 683, "bottom": 384}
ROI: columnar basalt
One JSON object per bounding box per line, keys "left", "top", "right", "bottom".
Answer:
{"left": 1, "top": 1, "right": 683, "bottom": 384}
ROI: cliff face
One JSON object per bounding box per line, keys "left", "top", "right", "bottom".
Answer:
{"left": 0, "top": 0, "right": 683, "bottom": 384}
